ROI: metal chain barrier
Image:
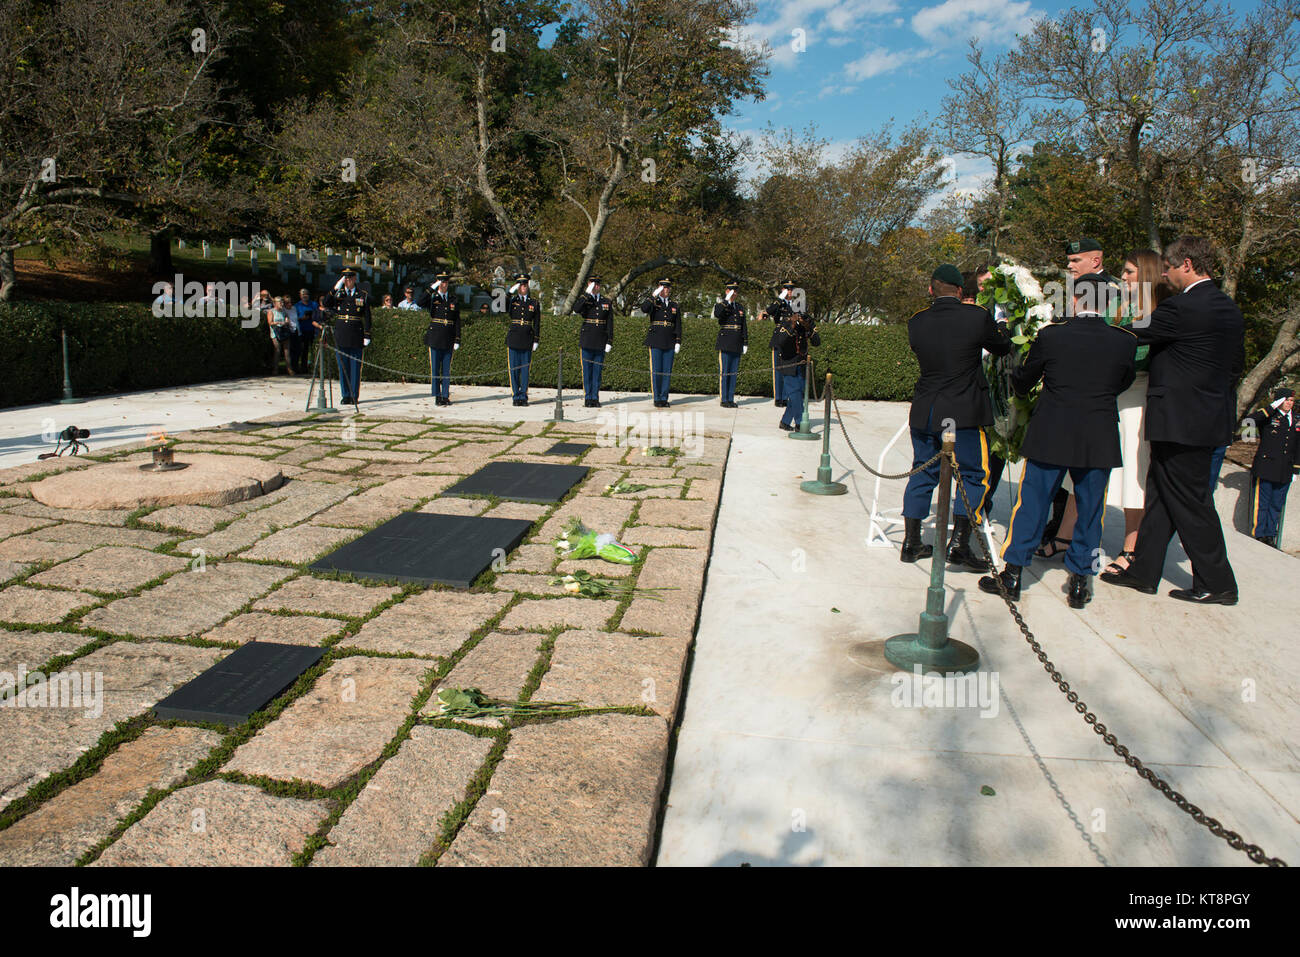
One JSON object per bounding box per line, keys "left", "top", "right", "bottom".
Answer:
{"left": 830, "top": 392, "right": 943, "bottom": 479}
{"left": 947, "top": 452, "right": 1287, "bottom": 867}
{"left": 317, "top": 339, "right": 532, "bottom": 383}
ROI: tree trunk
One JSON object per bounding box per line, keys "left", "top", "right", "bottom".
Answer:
{"left": 149, "top": 227, "right": 173, "bottom": 275}
{"left": 0, "top": 249, "right": 14, "bottom": 301}
{"left": 473, "top": 56, "right": 527, "bottom": 275}
{"left": 1237, "top": 305, "right": 1300, "bottom": 417}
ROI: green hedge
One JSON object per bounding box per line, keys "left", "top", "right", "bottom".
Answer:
{"left": 0, "top": 303, "right": 272, "bottom": 408}
{"left": 364, "top": 309, "right": 919, "bottom": 401}
{"left": 1, "top": 304, "right": 919, "bottom": 407}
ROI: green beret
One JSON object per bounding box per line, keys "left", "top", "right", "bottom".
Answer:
{"left": 931, "top": 264, "right": 964, "bottom": 287}
{"left": 1067, "top": 238, "right": 1103, "bottom": 254}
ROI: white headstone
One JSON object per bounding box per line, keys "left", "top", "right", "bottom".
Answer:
{"left": 176, "top": 238, "right": 186, "bottom": 250}
{"left": 325, "top": 246, "right": 333, "bottom": 257}
{"left": 202, "top": 241, "right": 210, "bottom": 259}
{"left": 288, "top": 243, "right": 296, "bottom": 254}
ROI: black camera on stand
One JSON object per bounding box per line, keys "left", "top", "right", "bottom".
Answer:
{"left": 38, "top": 426, "right": 91, "bottom": 460}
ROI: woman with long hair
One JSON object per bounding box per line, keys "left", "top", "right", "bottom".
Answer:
{"left": 1102, "top": 249, "right": 1171, "bottom": 573}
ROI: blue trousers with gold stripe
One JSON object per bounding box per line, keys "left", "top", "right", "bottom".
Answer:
{"left": 508, "top": 347, "right": 531, "bottom": 401}
{"left": 719, "top": 351, "right": 740, "bottom": 403}
{"left": 1003, "top": 461, "right": 1110, "bottom": 576}
{"left": 649, "top": 348, "right": 675, "bottom": 402}
{"left": 581, "top": 348, "right": 604, "bottom": 401}
{"left": 771, "top": 349, "right": 784, "bottom": 403}
{"left": 1250, "top": 475, "right": 1290, "bottom": 539}
{"left": 903, "top": 424, "right": 991, "bottom": 523}
{"left": 429, "top": 348, "right": 452, "bottom": 399}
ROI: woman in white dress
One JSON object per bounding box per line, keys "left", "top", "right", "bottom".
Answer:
{"left": 1103, "top": 250, "right": 1171, "bottom": 574}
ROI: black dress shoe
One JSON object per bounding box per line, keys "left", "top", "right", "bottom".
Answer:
{"left": 1169, "top": 588, "right": 1238, "bottom": 605}
{"left": 899, "top": 518, "right": 932, "bottom": 563}
{"left": 593, "top": 400, "right": 601, "bottom": 408}
{"left": 978, "top": 564, "right": 1022, "bottom": 601}
{"left": 520, "top": 398, "right": 529, "bottom": 406}
{"left": 779, "top": 422, "right": 794, "bottom": 431}
{"left": 663, "top": 400, "right": 671, "bottom": 407}
{"left": 1099, "top": 569, "right": 1157, "bottom": 594}
{"left": 1067, "top": 572, "right": 1091, "bottom": 609}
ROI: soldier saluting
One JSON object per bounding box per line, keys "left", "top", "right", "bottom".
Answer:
{"left": 714, "top": 282, "right": 748, "bottom": 408}
{"left": 423, "top": 272, "right": 461, "bottom": 406}
{"left": 763, "top": 280, "right": 797, "bottom": 407}
{"left": 505, "top": 273, "right": 541, "bottom": 407}
{"left": 1243, "top": 387, "right": 1298, "bottom": 547}
{"left": 572, "top": 274, "right": 614, "bottom": 408}
{"left": 639, "top": 277, "right": 681, "bottom": 408}
{"left": 323, "top": 267, "right": 372, "bottom": 410}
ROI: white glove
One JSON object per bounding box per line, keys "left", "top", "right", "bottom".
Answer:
{"left": 674, "top": 343, "right": 680, "bottom": 354}
{"left": 334, "top": 276, "right": 346, "bottom": 290}
{"left": 532, "top": 342, "right": 538, "bottom": 351}
{"left": 453, "top": 342, "right": 460, "bottom": 351}
{"left": 743, "top": 345, "right": 748, "bottom": 355}
{"left": 363, "top": 336, "right": 371, "bottom": 347}
{"left": 654, "top": 285, "right": 665, "bottom": 298}
{"left": 508, "top": 283, "right": 520, "bottom": 295}
{"left": 604, "top": 343, "right": 612, "bottom": 353}
{"left": 586, "top": 281, "right": 597, "bottom": 296}
{"left": 725, "top": 290, "right": 735, "bottom": 302}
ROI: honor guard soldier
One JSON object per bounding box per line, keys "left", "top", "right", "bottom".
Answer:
{"left": 572, "top": 274, "right": 614, "bottom": 407}
{"left": 1243, "top": 387, "right": 1298, "bottom": 547}
{"left": 423, "top": 272, "right": 461, "bottom": 406}
{"left": 901, "top": 264, "right": 1011, "bottom": 566}
{"left": 980, "top": 274, "right": 1137, "bottom": 607}
{"left": 639, "top": 277, "right": 681, "bottom": 407}
{"left": 772, "top": 311, "right": 818, "bottom": 430}
{"left": 506, "top": 274, "right": 541, "bottom": 406}
{"left": 323, "top": 267, "right": 372, "bottom": 409}
{"left": 714, "top": 282, "right": 748, "bottom": 408}
{"left": 763, "top": 281, "right": 797, "bottom": 406}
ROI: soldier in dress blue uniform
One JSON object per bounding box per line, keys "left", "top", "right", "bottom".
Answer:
{"left": 714, "top": 282, "right": 748, "bottom": 408}
{"left": 322, "top": 267, "right": 372, "bottom": 409}
{"left": 638, "top": 277, "right": 681, "bottom": 407}
{"left": 423, "top": 272, "right": 461, "bottom": 406}
{"left": 763, "top": 281, "right": 797, "bottom": 406}
{"left": 1243, "top": 387, "right": 1298, "bottom": 547}
{"left": 980, "top": 274, "right": 1137, "bottom": 607}
{"left": 772, "top": 310, "right": 818, "bottom": 430}
{"left": 901, "top": 264, "right": 1011, "bottom": 566}
{"left": 505, "top": 273, "right": 541, "bottom": 406}
{"left": 572, "top": 274, "right": 614, "bottom": 407}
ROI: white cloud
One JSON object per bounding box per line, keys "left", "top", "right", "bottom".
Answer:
{"left": 845, "top": 47, "right": 918, "bottom": 80}
{"left": 728, "top": 0, "right": 902, "bottom": 69}
{"left": 911, "top": 0, "right": 1041, "bottom": 46}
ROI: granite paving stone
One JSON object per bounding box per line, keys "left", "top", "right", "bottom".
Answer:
{"left": 180, "top": 482, "right": 353, "bottom": 558}
{"left": 28, "top": 524, "right": 173, "bottom": 549}
{"left": 4, "top": 502, "right": 133, "bottom": 527}
{"left": 479, "top": 501, "right": 549, "bottom": 522}
{"left": 417, "top": 498, "right": 492, "bottom": 517}
{"left": 0, "top": 727, "right": 222, "bottom": 866}
{"left": 535, "top": 496, "right": 636, "bottom": 541}
{"left": 253, "top": 576, "right": 399, "bottom": 618}
{"left": 241, "top": 525, "right": 360, "bottom": 563}
{"left": 0, "top": 628, "right": 90, "bottom": 673}
{"left": 0, "top": 535, "right": 93, "bottom": 563}
{"left": 440, "top": 714, "right": 670, "bottom": 866}
{"left": 420, "top": 632, "right": 545, "bottom": 715}
{"left": 347, "top": 590, "right": 511, "bottom": 657}
{"left": 0, "top": 641, "right": 224, "bottom": 811}
{"left": 634, "top": 498, "right": 717, "bottom": 529}
{"left": 200, "top": 612, "right": 345, "bottom": 646}
{"left": 0, "top": 514, "right": 56, "bottom": 539}
{"left": 225, "top": 656, "right": 428, "bottom": 788}
{"left": 620, "top": 526, "right": 710, "bottom": 548}
{"left": 93, "top": 780, "right": 327, "bottom": 866}
{"left": 0, "top": 587, "right": 98, "bottom": 625}
{"left": 504, "top": 543, "right": 558, "bottom": 573}
{"left": 28, "top": 546, "right": 188, "bottom": 593}
{"left": 497, "top": 597, "right": 618, "bottom": 633}
{"left": 141, "top": 504, "right": 236, "bottom": 534}
{"left": 80, "top": 562, "right": 293, "bottom": 637}
{"left": 536, "top": 631, "right": 693, "bottom": 722}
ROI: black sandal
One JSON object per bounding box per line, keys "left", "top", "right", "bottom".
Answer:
{"left": 1035, "top": 536, "right": 1070, "bottom": 559}
{"left": 1103, "top": 550, "right": 1136, "bottom": 575}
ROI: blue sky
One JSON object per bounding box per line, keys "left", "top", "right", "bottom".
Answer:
{"left": 723, "top": 0, "right": 1259, "bottom": 196}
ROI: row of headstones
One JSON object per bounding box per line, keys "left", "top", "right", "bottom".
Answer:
{"left": 177, "top": 237, "right": 422, "bottom": 291}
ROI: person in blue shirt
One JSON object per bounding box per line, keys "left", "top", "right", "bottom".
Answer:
{"left": 292, "top": 288, "right": 320, "bottom": 374}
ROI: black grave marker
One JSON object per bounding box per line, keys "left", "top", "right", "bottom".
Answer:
{"left": 153, "top": 642, "right": 325, "bottom": 726}
{"left": 443, "top": 461, "right": 588, "bottom": 504}
{"left": 545, "top": 441, "right": 591, "bottom": 456}
{"left": 309, "top": 511, "right": 534, "bottom": 587}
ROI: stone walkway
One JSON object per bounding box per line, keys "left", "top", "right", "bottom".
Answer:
{"left": 0, "top": 410, "right": 725, "bottom": 865}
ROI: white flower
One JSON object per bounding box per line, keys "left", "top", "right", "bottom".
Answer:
{"left": 564, "top": 581, "right": 581, "bottom": 593}
{"left": 1026, "top": 303, "right": 1055, "bottom": 326}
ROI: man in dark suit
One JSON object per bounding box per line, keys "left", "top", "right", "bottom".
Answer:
{"left": 979, "top": 275, "right": 1136, "bottom": 607}
{"left": 901, "top": 264, "right": 1011, "bottom": 565}
{"left": 1101, "top": 236, "right": 1245, "bottom": 604}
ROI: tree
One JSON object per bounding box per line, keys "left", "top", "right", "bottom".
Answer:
{"left": 0, "top": 0, "right": 229, "bottom": 299}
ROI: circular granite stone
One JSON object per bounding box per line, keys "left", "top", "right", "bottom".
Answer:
{"left": 30, "top": 454, "right": 283, "bottom": 510}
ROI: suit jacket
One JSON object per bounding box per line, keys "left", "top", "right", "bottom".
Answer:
{"left": 907, "top": 297, "right": 1010, "bottom": 431}
{"left": 1133, "top": 279, "right": 1245, "bottom": 447}
{"left": 1013, "top": 315, "right": 1137, "bottom": 469}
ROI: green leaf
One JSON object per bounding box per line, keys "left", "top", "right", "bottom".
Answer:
{"left": 830, "top": 607, "right": 840, "bottom": 613}
{"left": 980, "top": 785, "right": 996, "bottom": 797}
{"left": 1010, "top": 334, "right": 1029, "bottom": 345}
